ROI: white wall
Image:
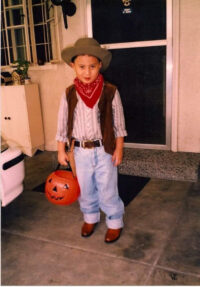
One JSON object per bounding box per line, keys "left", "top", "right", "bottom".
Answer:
{"left": 177, "top": 0, "right": 200, "bottom": 152}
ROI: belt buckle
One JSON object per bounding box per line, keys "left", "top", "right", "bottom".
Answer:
{"left": 82, "top": 140, "right": 93, "bottom": 149}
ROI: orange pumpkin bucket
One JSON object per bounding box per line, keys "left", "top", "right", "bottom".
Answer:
{"left": 45, "top": 164, "right": 80, "bottom": 206}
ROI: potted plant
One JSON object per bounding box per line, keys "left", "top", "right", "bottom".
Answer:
{"left": 11, "top": 59, "right": 31, "bottom": 85}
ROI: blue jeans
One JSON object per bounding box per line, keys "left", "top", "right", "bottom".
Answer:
{"left": 74, "top": 146, "right": 124, "bottom": 229}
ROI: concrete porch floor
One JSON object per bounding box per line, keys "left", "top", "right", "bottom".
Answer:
{"left": 1, "top": 151, "right": 200, "bottom": 286}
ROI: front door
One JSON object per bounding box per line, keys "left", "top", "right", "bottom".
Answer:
{"left": 87, "top": 0, "right": 172, "bottom": 149}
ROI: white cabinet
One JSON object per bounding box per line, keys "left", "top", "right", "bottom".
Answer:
{"left": 1, "top": 84, "right": 44, "bottom": 156}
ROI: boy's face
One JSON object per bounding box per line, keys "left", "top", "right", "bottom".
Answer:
{"left": 70, "top": 55, "right": 102, "bottom": 84}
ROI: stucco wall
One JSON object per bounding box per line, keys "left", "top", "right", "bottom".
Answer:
{"left": 177, "top": 0, "right": 200, "bottom": 152}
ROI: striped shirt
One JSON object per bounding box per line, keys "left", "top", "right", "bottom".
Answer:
{"left": 56, "top": 88, "right": 127, "bottom": 143}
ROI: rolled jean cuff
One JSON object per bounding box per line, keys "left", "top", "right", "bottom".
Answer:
{"left": 84, "top": 212, "right": 100, "bottom": 224}
{"left": 106, "top": 217, "right": 124, "bottom": 229}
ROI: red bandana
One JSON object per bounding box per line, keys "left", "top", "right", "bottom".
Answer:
{"left": 74, "top": 74, "right": 104, "bottom": 108}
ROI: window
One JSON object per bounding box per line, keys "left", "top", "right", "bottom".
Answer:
{"left": 1, "top": 0, "right": 59, "bottom": 66}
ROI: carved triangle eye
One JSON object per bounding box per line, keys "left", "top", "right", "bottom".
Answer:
{"left": 49, "top": 178, "right": 52, "bottom": 183}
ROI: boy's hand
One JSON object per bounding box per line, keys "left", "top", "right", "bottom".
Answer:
{"left": 112, "top": 137, "right": 124, "bottom": 166}
{"left": 112, "top": 148, "right": 123, "bottom": 166}
{"left": 57, "top": 141, "right": 69, "bottom": 166}
{"left": 58, "top": 151, "right": 69, "bottom": 166}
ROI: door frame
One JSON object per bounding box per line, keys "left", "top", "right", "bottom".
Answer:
{"left": 86, "top": 0, "right": 172, "bottom": 150}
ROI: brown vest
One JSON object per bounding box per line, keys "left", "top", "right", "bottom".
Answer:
{"left": 65, "top": 81, "right": 117, "bottom": 155}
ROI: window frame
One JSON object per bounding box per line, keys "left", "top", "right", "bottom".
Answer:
{"left": 1, "top": 0, "right": 61, "bottom": 67}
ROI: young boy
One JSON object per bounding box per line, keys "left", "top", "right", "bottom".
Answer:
{"left": 56, "top": 37, "right": 127, "bottom": 243}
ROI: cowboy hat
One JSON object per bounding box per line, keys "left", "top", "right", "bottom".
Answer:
{"left": 61, "top": 37, "right": 112, "bottom": 71}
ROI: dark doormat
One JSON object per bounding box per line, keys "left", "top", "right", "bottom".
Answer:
{"left": 118, "top": 174, "right": 150, "bottom": 206}
{"left": 32, "top": 182, "right": 45, "bottom": 192}
{"left": 32, "top": 174, "right": 150, "bottom": 206}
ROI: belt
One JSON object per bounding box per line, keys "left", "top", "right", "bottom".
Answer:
{"left": 74, "top": 139, "right": 103, "bottom": 149}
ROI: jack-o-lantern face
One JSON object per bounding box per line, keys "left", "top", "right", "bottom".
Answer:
{"left": 45, "top": 170, "right": 80, "bottom": 205}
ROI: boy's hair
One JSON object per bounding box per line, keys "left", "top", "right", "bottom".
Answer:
{"left": 71, "top": 54, "right": 101, "bottom": 63}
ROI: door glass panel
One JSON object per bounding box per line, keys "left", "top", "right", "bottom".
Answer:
{"left": 92, "top": 0, "right": 166, "bottom": 44}
{"left": 103, "top": 46, "right": 166, "bottom": 144}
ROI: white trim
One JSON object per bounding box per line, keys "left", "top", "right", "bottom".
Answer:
{"left": 6, "top": 25, "right": 25, "bottom": 29}
{"left": 3, "top": 5, "right": 11, "bottom": 63}
{"left": 124, "top": 143, "right": 169, "bottom": 150}
{"left": 171, "top": 0, "right": 180, "bottom": 152}
{"left": 86, "top": 0, "right": 93, "bottom": 37}
{"left": 41, "top": 1, "right": 47, "bottom": 61}
{"left": 166, "top": 0, "right": 173, "bottom": 148}
{"left": 1, "top": 63, "right": 60, "bottom": 73}
{"left": 32, "top": 3, "right": 44, "bottom": 7}
{"left": 4, "top": 4, "right": 23, "bottom": 9}
{"left": 23, "top": 0, "right": 31, "bottom": 61}
{"left": 79, "top": 0, "right": 88, "bottom": 36}
{"left": 29, "top": 63, "right": 59, "bottom": 71}
{"left": 54, "top": 7, "right": 61, "bottom": 61}
{"left": 27, "top": 0, "right": 37, "bottom": 64}
{"left": 101, "top": 40, "right": 167, "bottom": 50}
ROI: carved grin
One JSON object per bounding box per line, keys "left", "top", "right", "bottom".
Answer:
{"left": 47, "top": 191, "right": 64, "bottom": 200}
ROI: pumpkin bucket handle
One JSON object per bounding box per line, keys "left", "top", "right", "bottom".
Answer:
{"left": 55, "top": 161, "right": 72, "bottom": 172}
